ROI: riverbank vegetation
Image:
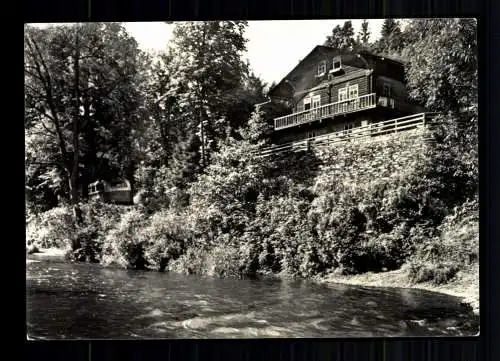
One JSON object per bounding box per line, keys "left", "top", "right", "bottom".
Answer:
{"left": 25, "top": 20, "right": 478, "bottom": 305}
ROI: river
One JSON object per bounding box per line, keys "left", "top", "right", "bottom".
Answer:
{"left": 26, "top": 256, "right": 479, "bottom": 339}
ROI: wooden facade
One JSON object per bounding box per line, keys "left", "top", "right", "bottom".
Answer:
{"left": 88, "top": 179, "right": 133, "bottom": 205}
{"left": 265, "top": 46, "right": 425, "bottom": 145}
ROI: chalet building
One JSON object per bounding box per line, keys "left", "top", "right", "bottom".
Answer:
{"left": 259, "top": 45, "right": 428, "bottom": 146}
{"left": 88, "top": 179, "right": 133, "bottom": 205}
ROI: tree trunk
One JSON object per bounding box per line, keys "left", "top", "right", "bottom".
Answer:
{"left": 72, "top": 25, "right": 83, "bottom": 225}
{"left": 199, "top": 26, "right": 207, "bottom": 168}
{"left": 155, "top": 103, "right": 170, "bottom": 167}
{"left": 200, "top": 105, "right": 205, "bottom": 168}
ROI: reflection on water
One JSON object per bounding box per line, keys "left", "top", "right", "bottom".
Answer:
{"left": 26, "top": 257, "right": 479, "bottom": 339}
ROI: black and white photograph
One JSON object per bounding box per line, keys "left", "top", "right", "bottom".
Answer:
{"left": 25, "top": 19, "right": 479, "bottom": 339}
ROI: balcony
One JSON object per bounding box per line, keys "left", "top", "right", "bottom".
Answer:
{"left": 274, "top": 93, "right": 377, "bottom": 131}
{"left": 260, "top": 113, "right": 434, "bottom": 157}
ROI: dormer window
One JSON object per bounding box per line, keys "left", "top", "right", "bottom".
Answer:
{"left": 304, "top": 97, "right": 311, "bottom": 110}
{"left": 331, "top": 56, "right": 342, "bottom": 73}
{"left": 317, "top": 61, "right": 326, "bottom": 77}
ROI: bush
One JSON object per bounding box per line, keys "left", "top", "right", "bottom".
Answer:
{"left": 26, "top": 206, "right": 76, "bottom": 249}
{"left": 141, "top": 210, "right": 192, "bottom": 271}
{"left": 133, "top": 165, "right": 180, "bottom": 213}
{"left": 250, "top": 192, "right": 321, "bottom": 277}
{"left": 297, "top": 241, "right": 328, "bottom": 277}
{"left": 64, "top": 224, "right": 101, "bottom": 263}
{"left": 408, "top": 197, "right": 478, "bottom": 284}
{"left": 437, "top": 197, "right": 479, "bottom": 265}
{"left": 408, "top": 261, "right": 460, "bottom": 285}
{"left": 26, "top": 243, "right": 40, "bottom": 254}
{"left": 168, "top": 242, "right": 260, "bottom": 279}
{"left": 185, "top": 138, "right": 269, "bottom": 249}
{"left": 101, "top": 209, "right": 148, "bottom": 269}
{"left": 168, "top": 247, "right": 208, "bottom": 276}
{"left": 207, "top": 243, "right": 260, "bottom": 278}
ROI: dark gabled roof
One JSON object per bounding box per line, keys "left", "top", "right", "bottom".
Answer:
{"left": 268, "top": 45, "right": 407, "bottom": 98}
{"left": 268, "top": 45, "right": 337, "bottom": 97}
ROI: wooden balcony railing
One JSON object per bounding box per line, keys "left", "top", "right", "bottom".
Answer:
{"left": 260, "top": 112, "right": 434, "bottom": 157}
{"left": 274, "top": 93, "right": 377, "bottom": 131}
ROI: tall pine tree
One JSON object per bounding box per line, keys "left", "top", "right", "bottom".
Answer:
{"left": 375, "top": 19, "right": 403, "bottom": 55}
{"left": 359, "top": 19, "right": 371, "bottom": 45}
{"left": 324, "top": 21, "right": 355, "bottom": 50}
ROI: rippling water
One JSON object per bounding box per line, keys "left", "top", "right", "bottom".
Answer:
{"left": 26, "top": 257, "right": 479, "bottom": 339}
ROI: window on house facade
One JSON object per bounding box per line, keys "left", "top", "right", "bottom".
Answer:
{"left": 344, "top": 123, "right": 355, "bottom": 134}
{"left": 348, "top": 84, "right": 359, "bottom": 99}
{"left": 338, "top": 88, "right": 348, "bottom": 102}
{"left": 312, "top": 95, "right": 321, "bottom": 108}
{"left": 382, "top": 84, "right": 392, "bottom": 97}
{"left": 317, "top": 61, "right": 326, "bottom": 77}
{"left": 331, "top": 56, "right": 342, "bottom": 72}
{"left": 304, "top": 97, "right": 311, "bottom": 110}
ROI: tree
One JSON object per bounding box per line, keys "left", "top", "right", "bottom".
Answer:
{"left": 403, "top": 18, "right": 477, "bottom": 115}
{"left": 168, "top": 132, "right": 202, "bottom": 189}
{"left": 373, "top": 19, "right": 403, "bottom": 55}
{"left": 359, "top": 19, "right": 371, "bottom": 45}
{"left": 324, "top": 21, "right": 355, "bottom": 50}
{"left": 403, "top": 18, "right": 478, "bottom": 202}
{"left": 25, "top": 24, "right": 84, "bottom": 222}
{"left": 239, "top": 109, "right": 272, "bottom": 145}
{"left": 381, "top": 19, "right": 400, "bottom": 38}
{"left": 169, "top": 21, "right": 250, "bottom": 168}
{"left": 25, "top": 23, "right": 147, "bottom": 217}
{"left": 139, "top": 49, "right": 185, "bottom": 169}
{"left": 225, "top": 70, "right": 267, "bottom": 139}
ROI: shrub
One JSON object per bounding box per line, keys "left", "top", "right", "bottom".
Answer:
{"left": 101, "top": 209, "right": 148, "bottom": 269}
{"left": 26, "top": 243, "right": 39, "bottom": 254}
{"left": 166, "top": 234, "right": 260, "bottom": 279}
{"left": 133, "top": 165, "right": 176, "bottom": 213}
{"left": 408, "top": 197, "right": 478, "bottom": 284}
{"left": 205, "top": 243, "right": 260, "bottom": 278}
{"left": 437, "top": 197, "right": 479, "bottom": 265}
{"left": 297, "top": 241, "right": 327, "bottom": 277}
{"left": 141, "top": 210, "right": 192, "bottom": 271}
{"left": 26, "top": 205, "right": 76, "bottom": 249}
{"left": 64, "top": 224, "right": 102, "bottom": 262}
{"left": 408, "top": 261, "right": 460, "bottom": 285}
{"left": 168, "top": 247, "right": 208, "bottom": 276}
{"left": 252, "top": 192, "right": 319, "bottom": 277}
{"left": 186, "top": 138, "right": 268, "bottom": 248}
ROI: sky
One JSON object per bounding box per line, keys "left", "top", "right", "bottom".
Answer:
{"left": 28, "top": 20, "right": 385, "bottom": 85}
{"left": 123, "top": 20, "right": 385, "bottom": 85}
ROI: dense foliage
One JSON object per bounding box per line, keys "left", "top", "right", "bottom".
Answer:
{"left": 26, "top": 20, "right": 478, "bottom": 287}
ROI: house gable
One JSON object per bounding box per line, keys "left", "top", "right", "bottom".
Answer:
{"left": 293, "top": 68, "right": 371, "bottom": 112}
{"left": 268, "top": 46, "right": 371, "bottom": 102}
